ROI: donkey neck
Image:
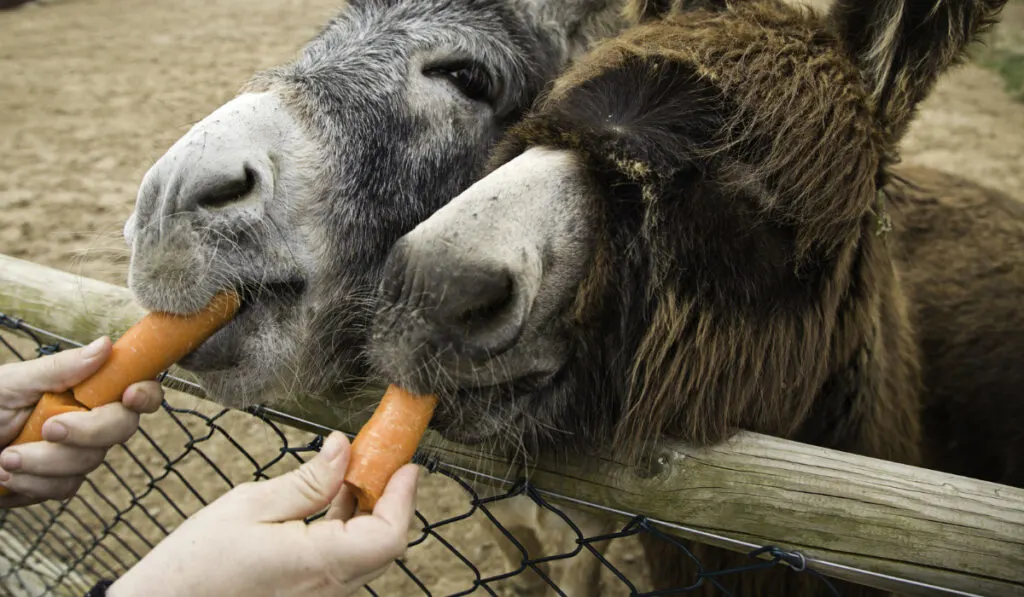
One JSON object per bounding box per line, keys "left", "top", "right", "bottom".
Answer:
{"left": 793, "top": 219, "right": 923, "bottom": 465}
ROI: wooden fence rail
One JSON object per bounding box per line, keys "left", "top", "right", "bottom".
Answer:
{"left": 1, "top": 253, "right": 1022, "bottom": 596}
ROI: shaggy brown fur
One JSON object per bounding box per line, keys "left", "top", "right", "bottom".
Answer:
{"left": 488, "top": 0, "right": 924, "bottom": 465}
{"left": 887, "top": 165, "right": 1024, "bottom": 486}
{"left": 478, "top": 0, "right": 1014, "bottom": 594}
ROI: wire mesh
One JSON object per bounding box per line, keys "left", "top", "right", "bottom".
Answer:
{"left": 0, "top": 312, "right": 845, "bottom": 597}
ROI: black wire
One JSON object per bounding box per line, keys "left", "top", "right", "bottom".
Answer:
{"left": 0, "top": 320, "right": 844, "bottom": 597}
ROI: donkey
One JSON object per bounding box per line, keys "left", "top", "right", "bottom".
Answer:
{"left": 368, "top": 0, "right": 1021, "bottom": 594}
{"left": 121, "top": 0, "right": 632, "bottom": 593}
{"left": 123, "top": 0, "right": 627, "bottom": 408}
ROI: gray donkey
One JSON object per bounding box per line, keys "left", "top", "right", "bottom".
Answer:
{"left": 122, "top": 0, "right": 630, "bottom": 594}
{"left": 124, "top": 0, "right": 624, "bottom": 408}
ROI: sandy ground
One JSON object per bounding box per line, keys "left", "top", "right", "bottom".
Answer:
{"left": 1, "top": 0, "right": 1022, "bottom": 595}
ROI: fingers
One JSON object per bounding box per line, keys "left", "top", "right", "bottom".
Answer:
{"left": 0, "top": 337, "right": 110, "bottom": 407}
{"left": 324, "top": 466, "right": 419, "bottom": 573}
{"left": 122, "top": 381, "right": 164, "bottom": 414}
{"left": 0, "top": 404, "right": 128, "bottom": 502}
{"left": 0, "top": 441, "right": 103, "bottom": 505}
{"left": 0, "top": 408, "right": 33, "bottom": 448}
{"left": 0, "top": 442, "right": 105, "bottom": 477}
{"left": 0, "top": 338, "right": 161, "bottom": 416}
{"left": 370, "top": 464, "right": 420, "bottom": 530}
{"left": 324, "top": 479, "right": 357, "bottom": 522}
{"left": 41, "top": 403, "right": 141, "bottom": 447}
{"left": 228, "top": 432, "right": 351, "bottom": 523}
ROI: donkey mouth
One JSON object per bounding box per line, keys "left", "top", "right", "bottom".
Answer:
{"left": 177, "top": 279, "right": 306, "bottom": 372}
{"left": 431, "top": 395, "right": 529, "bottom": 446}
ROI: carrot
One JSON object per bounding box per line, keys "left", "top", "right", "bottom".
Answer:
{"left": 73, "top": 291, "right": 241, "bottom": 409}
{"left": 5, "top": 391, "right": 89, "bottom": 448}
{"left": 0, "top": 391, "right": 93, "bottom": 497}
{"left": 344, "top": 384, "right": 438, "bottom": 512}
{"left": 0, "top": 291, "right": 240, "bottom": 497}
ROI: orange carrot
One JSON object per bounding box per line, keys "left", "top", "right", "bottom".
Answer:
{"left": 74, "top": 291, "right": 241, "bottom": 409}
{"left": 5, "top": 391, "right": 89, "bottom": 448}
{"left": 0, "top": 291, "right": 240, "bottom": 497}
{"left": 344, "top": 385, "right": 438, "bottom": 512}
{"left": 0, "top": 391, "right": 93, "bottom": 497}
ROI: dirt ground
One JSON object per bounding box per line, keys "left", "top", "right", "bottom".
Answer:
{"left": 1, "top": 0, "right": 1022, "bottom": 595}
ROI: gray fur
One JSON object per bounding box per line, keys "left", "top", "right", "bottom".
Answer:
{"left": 125, "top": 6, "right": 629, "bottom": 593}
{"left": 125, "top": 0, "right": 628, "bottom": 406}
{"left": 371, "top": 147, "right": 596, "bottom": 441}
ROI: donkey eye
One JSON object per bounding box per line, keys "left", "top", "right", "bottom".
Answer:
{"left": 425, "top": 62, "right": 495, "bottom": 104}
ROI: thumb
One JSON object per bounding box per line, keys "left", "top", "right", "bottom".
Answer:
{"left": 1, "top": 337, "right": 111, "bottom": 408}
{"left": 235, "top": 432, "right": 351, "bottom": 523}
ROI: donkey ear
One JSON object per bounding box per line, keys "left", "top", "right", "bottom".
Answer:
{"left": 828, "top": 0, "right": 1006, "bottom": 140}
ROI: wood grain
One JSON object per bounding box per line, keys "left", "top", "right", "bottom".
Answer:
{"left": 2, "top": 253, "right": 1022, "bottom": 596}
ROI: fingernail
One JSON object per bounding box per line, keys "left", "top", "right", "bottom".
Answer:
{"left": 43, "top": 421, "right": 68, "bottom": 442}
{"left": 82, "top": 337, "right": 106, "bottom": 360}
{"left": 126, "top": 386, "right": 147, "bottom": 406}
{"left": 320, "top": 433, "right": 347, "bottom": 462}
{"left": 0, "top": 468, "right": 11, "bottom": 483}
{"left": 0, "top": 451, "right": 21, "bottom": 472}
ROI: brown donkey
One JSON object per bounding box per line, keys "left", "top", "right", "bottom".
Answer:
{"left": 370, "top": 0, "right": 1021, "bottom": 594}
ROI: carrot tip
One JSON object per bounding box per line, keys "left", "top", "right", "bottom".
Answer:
{"left": 347, "top": 481, "right": 379, "bottom": 513}
{"left": 342, "top": 385, "right": 437, "bottom": 514}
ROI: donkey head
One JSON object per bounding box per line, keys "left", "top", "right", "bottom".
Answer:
{"left": 123, "top": 0, "right": 626, "bottom": 406}
{"left": 369, "top": 0, "right": 1005, "bottom": 450}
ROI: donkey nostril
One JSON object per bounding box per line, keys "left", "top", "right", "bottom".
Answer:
{"left": 195, "top": 166, "right": 258, "bottom": 209}
{"left": 380, "top": 244, "right": 530, "bottom": 362}
{"left": 457, "top": 272, "right": 515, "bottom": 327}
{"left": 427, "top": 265, "right": 526, "bottom": 359}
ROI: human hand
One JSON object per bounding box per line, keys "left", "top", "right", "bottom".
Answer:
{"left": 109, "top": 431, "right": 420, "bottom": 597}
{"left": 0, "top": 337, "right": 164, "bottom": 507}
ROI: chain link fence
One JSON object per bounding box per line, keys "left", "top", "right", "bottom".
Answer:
{"left": 0, "top": 312, "right": 843, "bottom": 597}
